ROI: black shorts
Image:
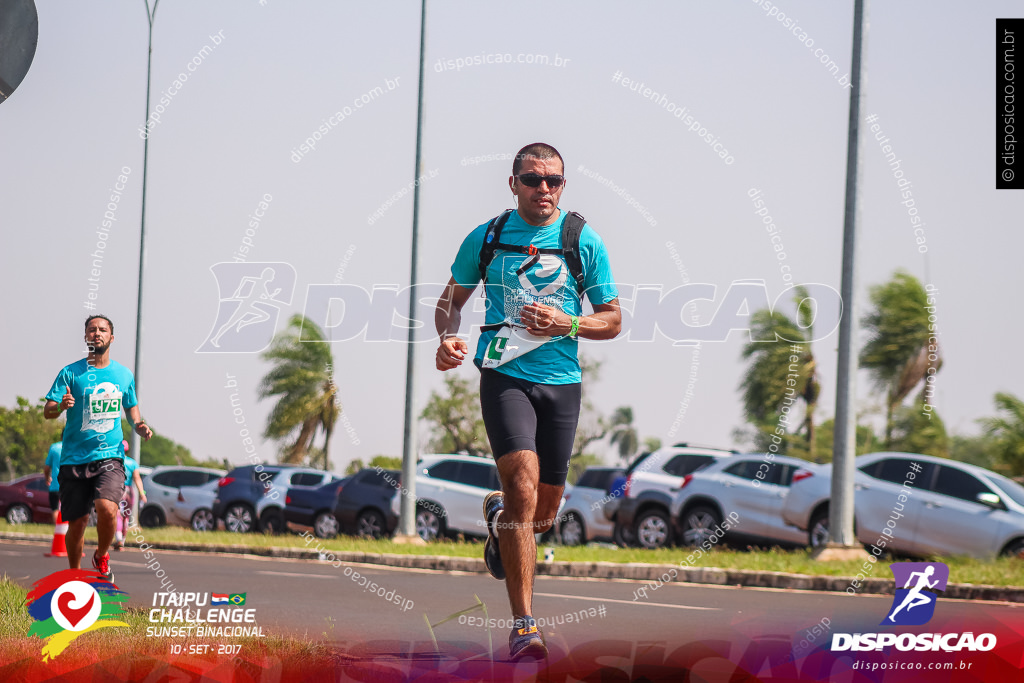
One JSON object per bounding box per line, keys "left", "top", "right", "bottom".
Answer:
{"left": 58, "top": 459, "right": 126, "bottom": 521}
{"left": 479, "top": 368, "right": 582, "bottom": 487}
{"left": 48, "top": 492, "right": 60, "bottom": 510}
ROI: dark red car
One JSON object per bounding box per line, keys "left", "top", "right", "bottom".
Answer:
{"left": 0, "top": 474, "right": 52, "bottom": 524}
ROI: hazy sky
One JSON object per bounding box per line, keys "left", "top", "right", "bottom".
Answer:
{"left": 4, "top": 1, "right": 1021, "bottom": 473}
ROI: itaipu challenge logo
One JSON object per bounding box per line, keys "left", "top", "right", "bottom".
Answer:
{"left": 25, "top": 569, "right": 129, "bottom": 661}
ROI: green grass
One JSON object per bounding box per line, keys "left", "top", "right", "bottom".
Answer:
{"left": 4, "top": 520, "right": 1023, "bottom": 587}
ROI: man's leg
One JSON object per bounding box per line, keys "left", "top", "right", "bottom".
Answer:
{"left": 496, "top": 450, "right": 540, "bottom": 618}
{"left": 94, "top": 498, "right": 118, "bottom": 557}
{"left": 65, "top": 516, "right": 89, "bottom": 569}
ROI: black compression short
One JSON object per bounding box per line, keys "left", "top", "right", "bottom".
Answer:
{"left": 479, "top": 368, "right": 582, "bottom": 487}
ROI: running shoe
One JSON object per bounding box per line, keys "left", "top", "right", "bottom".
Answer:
{"left": 509, "top": 616, "right": 547, "bottom": 661}
{"left": 92, "top": 551, "right": 114, "bottom": 582}
{"left": 483, "top": 491, "right": 505, "bottom": 580}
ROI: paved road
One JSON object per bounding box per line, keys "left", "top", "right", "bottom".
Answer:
{"left": 4, "top": 539, "right": 1022, "bottom": 668}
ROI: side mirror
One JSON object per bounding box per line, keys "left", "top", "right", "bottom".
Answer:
{"left": 976, "top": 492, "right": 1004, "bottom": 510}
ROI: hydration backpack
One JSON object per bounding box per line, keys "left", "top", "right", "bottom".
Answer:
{"left": 477, "top": 209, "right": 587, "bottom": 294}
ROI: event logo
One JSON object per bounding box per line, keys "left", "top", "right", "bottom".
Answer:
{"left": 832, "top": 561, "right": 996, "bottom": 653}
{"left": 883, "top": 561, "right": 948, "bottom": 626}
{"left": 25, "top": 569, "right": 129, "bottom": 661}
{"left": 197, "top": 263, "right": 296, "bottom": 353}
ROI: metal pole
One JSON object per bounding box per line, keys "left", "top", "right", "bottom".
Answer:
{"left": 398, "top": 0, "right": 428, "bottom": 539}
{"left": 830, "top": 0, "right": 868, "bottom": 548}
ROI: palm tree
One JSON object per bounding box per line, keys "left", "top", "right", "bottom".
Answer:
{"left": 608, "top": 406, "right": 639, "bottom": 465}
{"left": 860, "top": 271, "right": 941, "bottom": 447}
{"left": 739, "top": 287, "right": 820, "bottom": 458}
{"left": 981, "top": 392, "right": 1024, "bottom": 475}
{"left": 259, "top": 314, "right": 339, "bottom": 469}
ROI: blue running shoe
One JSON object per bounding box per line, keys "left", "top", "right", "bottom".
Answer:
{"left": 509, "top": 616, "right": 547, "bottom": 661}
{"left": 483, "top": 490, "right": 505, "bottom": 580}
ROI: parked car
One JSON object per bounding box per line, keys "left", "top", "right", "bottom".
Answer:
{"left": 286, "top": 477, "right": 348, "bottom": 538}
{"left": 213, "top": 465, "right": 337, "bottom": 533}
{"left": 781, "top": 452, "right": 1024, "bottom": 559}
{"left": 171, "top": 478, "right": 221, "bottom": 531}
{"left": 333, "top": 468, "right": 400, "bottom": 539}
{"left": 139, "top": 466, "right": 226, "bottom": 528}
{"left": 668, "top": 454, "right": 818, "bottom": 549}
{"left": 391, "top": 454, "right": 501, "bottom": 541}
{"left": 556, "top": 467, "right": 625, "bottom": 545}
{"left": 614, "top": 444, "right": 739, "bottom": 548}
{"left": 0, "top": 474, "right": 52, "bottom": 524}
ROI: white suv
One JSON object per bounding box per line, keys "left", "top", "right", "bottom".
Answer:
{"left": 614, "top": 444, "right": 738, "bottom": 548}
{"left": 391, "top": 454, "right": 501, "bottom": 541}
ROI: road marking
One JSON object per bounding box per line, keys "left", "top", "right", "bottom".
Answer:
{"left": 110, "top": 560, "right": 149, "bottom": 567}
{"left": 0, "top": 550, "right": 29, "bottom": 556}
{"left": 257, "top": 570, "right": 335, "bottom": 579}
{"left": 534, "top": 592, "right": 719, "bottom": 611}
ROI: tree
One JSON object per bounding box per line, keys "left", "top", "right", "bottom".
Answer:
{"left": 888, "top": 396, "right": 950, "bottom": 458}
{"left": 567, "top": 453, "right": 603, "bottom": 485}
{"left": 642, "top": 437, "right": 662, "bottom": 453}
{"left": 571, "top": 355, "right": 608, "bottom": 463}
{"left": 860, "top": 271, "right": 942, "bottom": 447}
{"left": 608, "top": 406, "right": 639, "bottom": 465}
{"left": 420, "top": 375, "right": 490, "bottom": 456}
{"left": 981, "top": 392, "right": 1024, "bottom": 476}
{"left": 0, "top": 397, "right": 64, "bottom": 480}
{"left": 369, "top": 455, "right": 402, "bottom": 470}
{"left": 738, "top": 287, "right": 820, "bottom": 458}
{"left": 259, "top": 315, "right": 339, "bottom": 469}
{"left": 345, "top": 459, "right": 365, "bottom": 475}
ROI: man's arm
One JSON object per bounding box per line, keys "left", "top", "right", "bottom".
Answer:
{"left": 520, "top": 298, "right": 622, "bottom": 340}
{"left": 43, "top": 465, "right": 52, "bottom": 487}
{"left": 132, "top": 469, "right": 147, "bottom": 503}
{"left": 44, "top": 386, "right": 75, "bottom": 420}
{"left": 435, "top": 277, "right": 475, "bottom": 371}
{"left": 126, "top": 405, "right": 153, "bottom": 441}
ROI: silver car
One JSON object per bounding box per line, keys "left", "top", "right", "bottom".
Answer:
{"left": 171, "top": 478, "right": 221, "bottom": 531}
{"left": 556, "top": 467, "right": 624, "bottom": 545}
{"left": 781, "top": 452, "right": 1024, "bottom": 559}
{"left": 391, "top": 454, "right": 501, "bottom": 541}
{"left": 668, "top": 454, "right": 817, "bottom": 548}
{"left": 140, "top": 466, "right": 225, "bottom": 529}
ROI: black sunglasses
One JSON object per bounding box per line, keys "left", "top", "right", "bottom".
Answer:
{"left": 515, "top": 173, "right": 565, "bottom": 188}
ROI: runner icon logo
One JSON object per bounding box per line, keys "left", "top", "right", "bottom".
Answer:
{"left": 883, "top": 561, "right": 948, "bottom": 626}
{"left": 197, "top": 263, "right": 297, "bottom": 353}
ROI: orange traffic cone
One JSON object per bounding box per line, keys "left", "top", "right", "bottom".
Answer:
{"left": 46, "top": 509, "right": 69, "bottom": 557}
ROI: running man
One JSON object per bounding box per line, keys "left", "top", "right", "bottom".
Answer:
{"left": 43, "top": 440, "right": 62, "bottom": 524}
{"left": 435, "top": 143, "right": 621, "bottom": 660}
{"left": 43, "top": 315, "right": 152, "bottom": 580}
{"left": 888, "top": 565, "right": 939, "bottom": 622}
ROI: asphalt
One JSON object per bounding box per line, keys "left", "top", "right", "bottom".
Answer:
{"left": 3, "top": 530, "right": 1022, "bottom": 603}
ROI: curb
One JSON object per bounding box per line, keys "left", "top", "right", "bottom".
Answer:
{"left": 4, "top": 532, "right": 1020, "bottom": 603}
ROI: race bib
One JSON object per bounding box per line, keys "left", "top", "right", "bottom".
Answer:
{"left": 481, "top": 325, "right": 553, "bottom": 369}
{"left": 82, "top": 382, "right": 124, "bottom": 434}
{"left": 89, "top": 394, "right": 122, "bottom": 419}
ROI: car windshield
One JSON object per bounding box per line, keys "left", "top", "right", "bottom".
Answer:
{"left": 987, "top": 472, "right": 1024, "bottom": 508}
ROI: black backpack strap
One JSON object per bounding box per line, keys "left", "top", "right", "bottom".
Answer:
{"left": 478, "top": 209, "right": 514, "bottom": 284}
{"left": 561, "top": 211, "right": 587, "bottom": 294}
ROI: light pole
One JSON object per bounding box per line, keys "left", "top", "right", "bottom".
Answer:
{"left": 397, "top": 0, "right": 428, "bottom": 543}
{"left": 823, "top": 0, "right": 869, "bottom": 559}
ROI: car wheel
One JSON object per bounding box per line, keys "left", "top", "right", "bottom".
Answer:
{"left": 259, "top": 509, "right": 285, "bottom": 535}
{"left": 415, "top": 503, "right": 445, "bottom": 542}
{"left": 190, "top": 508, "right": 216, "bottom": 532}
{"left": 315, "top": 511, "right": 340, "bottom": 539}
{"left": 354, "top": 509, "right": 384, "bottom": 539}
{"left": 224, "top": 504, "right": 255, "bottom": 533}
{"left": 1002, "top": 538, "right": 1024, "bottom": 559}
{"left": 139, "top": 506, "right": 166, "bottom": 528}
{"left": 681, "top": 506, "right": 723, "bottom": 547}
{"left": 559, "top": 513, "right": 585, "bottom": 546}
{"left": 613, "top": 518, "right": 637, "bottom": 548}
{"left": 5, "top": 504, "right": 30, "bottom": 525}
{"left": 809, "top": 509, "right": 830, "bottom": 549}
{"left": 636, "top": 508, "right": 672, "bottom": 549}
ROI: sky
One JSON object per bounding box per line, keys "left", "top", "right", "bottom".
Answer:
{"left": 3, "top": 0, "right": 1022, "bottom": 474}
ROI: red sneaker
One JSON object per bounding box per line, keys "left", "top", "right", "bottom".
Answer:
{"left": 92, "top": 551, "right": 114, "bottom": 582}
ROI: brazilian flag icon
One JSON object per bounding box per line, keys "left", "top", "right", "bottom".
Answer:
{"left": 229, "top": 593, "right": 246, "bottom": 605}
